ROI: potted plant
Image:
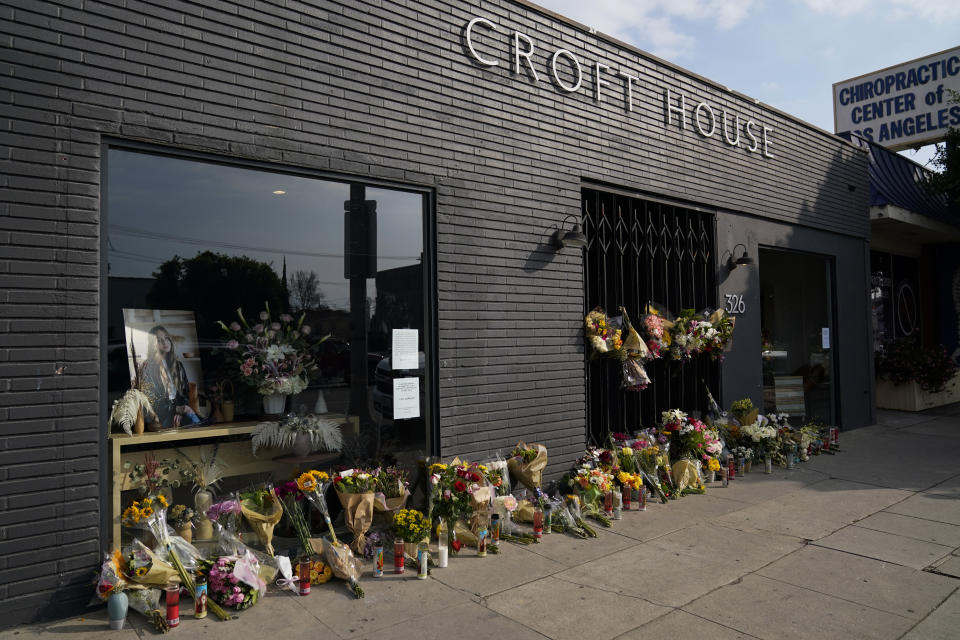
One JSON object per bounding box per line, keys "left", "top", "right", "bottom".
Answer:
{"left": 876, "top": 338, "right": 959, "bottom": 410}
{"left": 168, "top": 504, "right": 196, "bottom": 542}
{"left": 250, "top": 412, "right": 343, "bottom": 457}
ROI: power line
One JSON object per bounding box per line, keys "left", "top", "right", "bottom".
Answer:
{"left": 109, "top": 224, "right": 419, "bottom": 261}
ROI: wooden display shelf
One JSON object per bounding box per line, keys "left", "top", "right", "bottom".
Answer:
{"left": 109, "top": 416, "right": 358, "bottom": 548}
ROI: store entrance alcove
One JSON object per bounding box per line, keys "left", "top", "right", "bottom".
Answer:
{"left": 759, "top": 248, "right": 837, "bottom": 424}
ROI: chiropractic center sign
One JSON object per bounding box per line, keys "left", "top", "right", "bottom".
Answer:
{"left": 833, "top": 46, "right": 960, "bottom": 151}
{"left": 463, "top": 17, "right": 776, "bottom": 159}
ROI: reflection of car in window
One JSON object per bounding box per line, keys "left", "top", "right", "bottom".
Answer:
{"left": 314, "top": 337, "right": 382, "bottom": 385}
{"left": 372, "top": 352, "right": 425, "bottom": 421}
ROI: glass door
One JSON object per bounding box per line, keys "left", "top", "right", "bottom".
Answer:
{"left": 759, "top": 248, "right": 837, "bottom": 424}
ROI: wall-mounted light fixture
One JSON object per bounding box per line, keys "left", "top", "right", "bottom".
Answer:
{"left": 726, "top": 243, "right": 754, "bottom": 270}
{"left": 552, "top": 214, "right": 588, "bottom": 250}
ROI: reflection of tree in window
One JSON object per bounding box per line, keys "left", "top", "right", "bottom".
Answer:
{"left": 289, "top": 270, "right": 326, "bottom": 313}
{"left": 146, "top": 251, "right": 287, "bottom": 381}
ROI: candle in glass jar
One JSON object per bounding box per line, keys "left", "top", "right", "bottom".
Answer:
{"left": 165, "top": 582, "right": 180, "bottom": 628}
{"left": 394, "top": 539, "right": 405, "bottom": 574}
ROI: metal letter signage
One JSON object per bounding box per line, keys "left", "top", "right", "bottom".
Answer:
{"left": 461, "top": 16, "right": 778, "bottom": 160}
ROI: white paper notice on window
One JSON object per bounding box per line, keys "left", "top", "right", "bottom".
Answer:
{"left": 392, "top": 377, "right": 420, "bottom": 420}
{"left": 392, "top": 329, "right": 419, "bottom": 370}
{"left": 822, "top": 328, "right": 830, "bottom": 349}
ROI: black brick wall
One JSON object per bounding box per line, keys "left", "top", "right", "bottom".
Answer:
{"left": 0, "top": 0, "right": 868, "bottom": 625}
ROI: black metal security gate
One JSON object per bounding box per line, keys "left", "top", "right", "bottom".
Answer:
{"left": 582, "top": 187, "right": 720, "bottom": 444}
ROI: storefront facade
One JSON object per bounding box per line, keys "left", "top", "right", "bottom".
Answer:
{"left": 1, "top": 0, "right": 870, "bottom": 625}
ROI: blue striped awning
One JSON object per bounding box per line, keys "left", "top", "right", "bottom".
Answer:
{"left": 840, "top": 132, "right": 957, "bottom": 224}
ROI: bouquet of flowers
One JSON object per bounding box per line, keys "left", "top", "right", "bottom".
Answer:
{"left": 616, "top": 470, "right": 644, "bottom": 493}
{"left": 703, "top": 309, "right": 735, "bottom": 359}
{"left": 296, "top": 469, "right": 335, "bottom": 540}
{"left": 730, "top": 398, "right": 758, "bottom": 426}
{"left": 544, "top": 497, "right": 589, "bottom": 538}
{"left": 614, "top": 443, "right": 639, "bottom": 474}
{"left": 702, "top": 457, "right": 722, "bottom": 480}
{"left": 669, "top": 310, "right": 709, "bottom": 361}
{"left": 483, "top": 456, "right": 512, "bottom": 496}
{"left": 218, "top": 302, "right": 320, "bottom": 396}
{"left": 96, "top": 550, "right": 129, "bottom": 601}
{"left": 672, "top": 458, "right": 705, "bottom": 495}
{"left": 569, "top": 466, "right": 614, "bottom": 501}
{"left": 741, "top": 419, "right": 778, "bottom": 456}
{"left": 584, "top": 307, "right": 624, "bottom": 358}
{"left": 121, "top": 494, "right": 169, "bottom": 531}
{"left": 491, "top": 493, "right": 526, "bottom": 543}
{"left": 122, "top": 539, "right": 179, "bottom": 587}
{"left": 429, "top": 459, "right": 494, "bottom": 547}
{"left": 633, "top": 439, "right": 671, "bottom": 503}
{"left": 275, "top": 479, "right": 315, "bottom": 556}
{"left": 333, "top": 469, "right": 376, "bottom": 554}
{"left": 96, "top": 553, "right": 171, "bottom": 634}
{"left": 206, "top": 498, "right": 242, "bottom": 537}
{"left": 321, "top": 536, "right": 364, "bottom": 598}
{"left": 564, "top": 495, "right": 598, "bottom": 537}
{"left": 292, "top": 471, "right": 363, "bottom": 597}
{"left": 639, "top": 307, "right": 671, "bottom": 360}
{"left": 168, "top": 504, "right": 195, "bottom": 530}
{"left": 507, "top": 441, "right": 548, "bottom": 494}
{"left": 391, "top": 508, "right": 430, "bottom": 543}
{"left": 197, "top": 552, "right": 264, "bottom": 610}
{"left": 239, "top": 485, "right": 283, "bottom": 555}
{"left": 730, "top": 445, "right": 753, "bottom": 462}
{"left": 480, "top": 462, "right": 508, "bottom": 496}
{"left": 373, "top": 466, "right": 410, "bottom": 513}
{"left": 617, "top": 306, "right": 652, "bottom": 391}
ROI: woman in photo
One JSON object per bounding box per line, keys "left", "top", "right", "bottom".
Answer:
{"left": 137, "top": 325, "right": 199, "bottom": 428}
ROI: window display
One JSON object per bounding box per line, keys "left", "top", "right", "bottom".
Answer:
{"left": 106, "top": 146, "right": 431, "bottom": 452}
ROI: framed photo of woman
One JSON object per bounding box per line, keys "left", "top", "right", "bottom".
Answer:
{"left": 123, "top": 308, "right": 205, "bottom": 429}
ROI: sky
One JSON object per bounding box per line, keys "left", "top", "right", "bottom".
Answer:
{"left": 533, "top": 0, "right": 960, "bottom": 169}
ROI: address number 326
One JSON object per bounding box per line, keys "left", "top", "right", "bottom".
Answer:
{"left": 724, "top": 294, "right": 746, "bottom": 314}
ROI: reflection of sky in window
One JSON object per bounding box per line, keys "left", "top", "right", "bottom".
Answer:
{"left": 107, "top": 150, "right": 423, "bottom": 310}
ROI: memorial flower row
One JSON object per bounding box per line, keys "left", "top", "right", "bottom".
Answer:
{"left": 97, "top": 400, "right": 839, "bottom": 632}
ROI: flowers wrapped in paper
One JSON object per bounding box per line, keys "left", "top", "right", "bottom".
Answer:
{"left": 618, "top": 306, "right": 652, "bottom": 391}
{"left": 507, "top": 442, "right": 548, "bottom": 493}
{"left": 240, "top": 486, "right": 283, "bottom": 555}
{"left": 584, "top": 307, "right": 624, "bottom": 357}
{"left": 332, "top": 469, "right": 376, "bottom": 555}
{"left": 372, "top": 466, "right": 410, "bottom": 530}
{"left": 320, "top": 537, "right": 364, "bottom": 598}
{"left": 123, "top": 539, "right": 179, "bottom": 587}
{"left": 671, "top": 458, "right": 705, "bottom": 495}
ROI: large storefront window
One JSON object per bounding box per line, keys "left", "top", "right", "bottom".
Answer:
{"left": 105, "top": 147, "right": 432, "bottom": 456}
{"left": 759, "top": 248, "right": 836, "bottom": 424}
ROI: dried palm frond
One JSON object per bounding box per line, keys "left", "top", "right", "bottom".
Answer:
{"left": 109, "top": 389, "right": 156, "bottom": 435}
{"left": 176, "top": 444, "right": 225, "bottom": 491}
{"left": 251, "top": 414, "right": 343, "bottom": 456}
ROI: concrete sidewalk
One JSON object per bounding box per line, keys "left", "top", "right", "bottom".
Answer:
{"left": 4, "top": 408, "right": 960, "bottom": 640}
